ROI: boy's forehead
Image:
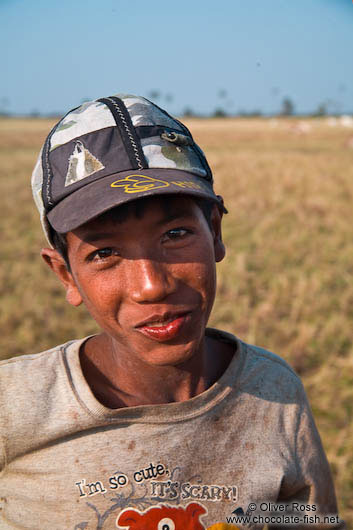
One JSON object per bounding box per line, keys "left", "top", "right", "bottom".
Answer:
{"left": 73, "top": 195, "right": 202, "bottom": 234}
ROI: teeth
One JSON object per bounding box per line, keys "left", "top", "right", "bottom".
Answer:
{"left": 146, "top": 317, "right": 175, "bottom": 327}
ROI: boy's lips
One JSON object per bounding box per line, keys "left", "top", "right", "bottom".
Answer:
{"left": 135, "top": 311, "right": 191, "bottom": 341}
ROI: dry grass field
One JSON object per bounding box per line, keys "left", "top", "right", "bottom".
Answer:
{"left": 1, "top": 116, "right": 352, "bottom": 525}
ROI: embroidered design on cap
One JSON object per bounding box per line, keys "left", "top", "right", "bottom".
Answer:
{"left": 111, "top": 174, "right": 169, "bottom": 193}
{"left": 65, "top": 140, "right": 105, "bottom": 186}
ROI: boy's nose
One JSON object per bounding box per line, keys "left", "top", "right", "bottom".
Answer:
{"left": 129, "top": 259, "right": 177, "bottom": 303}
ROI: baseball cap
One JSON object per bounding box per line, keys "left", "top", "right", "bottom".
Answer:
{"left": 31, "top": 93, "right": 226, "bottom": 245}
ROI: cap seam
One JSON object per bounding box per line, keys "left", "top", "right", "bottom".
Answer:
{"left": 100, "top": 96, "right": 146, "bottom": 170}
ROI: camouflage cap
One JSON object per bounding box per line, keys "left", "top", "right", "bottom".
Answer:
{"left": 31, "top": 94, "right": 225, "bottom": 244}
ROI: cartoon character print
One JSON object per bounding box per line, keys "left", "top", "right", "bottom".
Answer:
{"left": 116, "top": 502, "right": 207, "bottom": 529}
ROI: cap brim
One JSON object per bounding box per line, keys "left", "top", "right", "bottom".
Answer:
{"left": 47, "top": 168, "right": 224, "bottom": 233}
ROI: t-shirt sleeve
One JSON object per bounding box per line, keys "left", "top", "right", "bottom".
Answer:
{"left": 273, "top": 380, "right": 345, "bottom": 529}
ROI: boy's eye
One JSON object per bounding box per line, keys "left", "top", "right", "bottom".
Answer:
{"left": 164, "top": 228, "right": 189, "bottom": 240}
{"left": 89, "top": 248, "right": 117, "bottom": 261}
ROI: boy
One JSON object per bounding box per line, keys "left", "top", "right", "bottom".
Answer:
{"left": 0, "top": 94, "right": 343, "bottom": 529}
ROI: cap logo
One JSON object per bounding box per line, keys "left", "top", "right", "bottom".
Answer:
{"left": 65, "top": 140, "right": 105, "bottom": 186}
{"left": 111, "top": 174, "right": 169, "bottom": 193}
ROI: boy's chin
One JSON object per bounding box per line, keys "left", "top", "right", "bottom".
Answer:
{"left": 137, "top": 341, "right": 203, "bottom": 368}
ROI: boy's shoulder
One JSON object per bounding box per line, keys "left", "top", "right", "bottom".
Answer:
{"left": 208, "top": 326, "right": 300, "bottom": 377}
{"left": 0, "top": 340, "right": 77, "bottom": 377}
{"left": 242, "top": 339, "right": 300, "bottom": 378}
{"left": 207, "top": 327, "right": 305, "bottom": 404}
{"left": 240, "top": 339, "right": 306, "bottom": 404}
{"left": 0, "top": 338, "right": 89, "bottom": 468}
{"left": 0, "top": 338, "right": 85, "bottom": 414}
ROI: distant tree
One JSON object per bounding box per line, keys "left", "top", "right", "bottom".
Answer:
{"left": 313, "top": 102, "right": 327, "bottom": 117}
{"left": 213, "top": 89, "right": 229, "bottom": 117}
{"left": 280, "top": 97, "right": 295, "bottom": 116}
{"left": 212, "top": 107, "right": 227, "bottom": 118}
{"left": 182, "top": 107, "right": 195, "bottom": 118}
{"left": 148, "top": 90, "right": 161, "bottom": 101}
{"left": 237, "top": 109, "right": 262, "bottom": 117}
{"left": 165, "top": 93, "right": 173, "bottom": 103}
{"left": 0, "top": 97, "right": 10, "bottom": 117}
{"left": 248, "top": 110, "right": 262, "bottom": 117}
{"left": 48, "top": 112, "right": 64, "bottom": 119}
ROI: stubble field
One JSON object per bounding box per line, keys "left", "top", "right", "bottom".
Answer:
{"left": 0, "top": 116, "right": 352, "bottom": 525}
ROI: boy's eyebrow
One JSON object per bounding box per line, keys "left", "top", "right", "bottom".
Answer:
{"left": 77, "top": 207, "right": 195, "bottom": 247}
{"left": 78, "top": 232, "right": 117, "bottom": 246}
{"left": 155, "top": 208, "right": 194, "bottom": 226}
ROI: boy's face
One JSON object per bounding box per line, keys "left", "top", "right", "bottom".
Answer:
{"left": 44, "top": 196, "right": 225, "bottom": 367}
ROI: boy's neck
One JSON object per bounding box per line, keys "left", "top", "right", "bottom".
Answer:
{"left": 79, "top": 333, "right": 234, "bottom": 409}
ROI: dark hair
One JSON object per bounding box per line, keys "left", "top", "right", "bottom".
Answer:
{"left": 51, "top": 230, "right": 71, "bottom": 270}
{"left": 52, "top": 197, "right": 215, "bottom": 271}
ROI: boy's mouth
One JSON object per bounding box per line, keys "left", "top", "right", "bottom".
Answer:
{"left": 135, "top": 311, "right": 191, "bottom": 341}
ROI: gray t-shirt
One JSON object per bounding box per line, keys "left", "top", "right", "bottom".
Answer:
{"left": 0, "top": 329, "right": 343, "bottom": 529}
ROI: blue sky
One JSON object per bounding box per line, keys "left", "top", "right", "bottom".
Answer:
{"left": 1, "top": 0, "right": 352, "bottom": 116}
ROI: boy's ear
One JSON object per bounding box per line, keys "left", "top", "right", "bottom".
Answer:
{"left": 41, "top": 248, "right": 83, "bottom": 307}
{"left": 210, "top": 199, "right": 226, "bottom": 263}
